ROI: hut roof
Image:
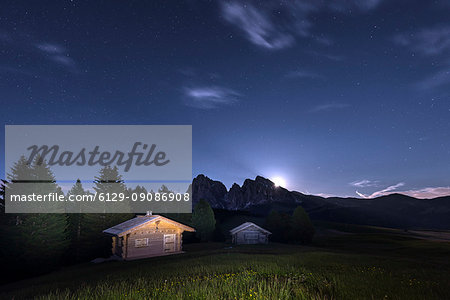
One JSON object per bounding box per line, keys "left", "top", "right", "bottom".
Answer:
{"left": 103, "top": 215, "right": 195, "bottom": 237}
{"left": 229, "top": 222, "right": 272, "bottom": 235}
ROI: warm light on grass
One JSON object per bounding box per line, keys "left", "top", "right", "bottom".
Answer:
{"left": 3, "top": 230, "right": 450, "bottom": 299}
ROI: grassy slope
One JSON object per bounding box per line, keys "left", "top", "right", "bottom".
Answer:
{"left": 1, "top": 225, "right": 450, "bottom": 300}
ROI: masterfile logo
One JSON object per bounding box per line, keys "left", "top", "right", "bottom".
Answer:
{"left": 25, "top": 142, "right": 170, "bottom": 172}
{"left": 5, "top": 125, "right": 192, "bottom": 213}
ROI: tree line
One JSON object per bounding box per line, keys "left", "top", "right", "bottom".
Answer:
{"left": 265, "top": 208, "right": 315, "bottom": 244}
{"left": 190, "top": 200, "right": 315, "bottom": 244}
{"left": 0, "top": 156, "right": 314, "bottom": 282}
{"left": 0, "top": 156, "right": 165, "bottom": 281}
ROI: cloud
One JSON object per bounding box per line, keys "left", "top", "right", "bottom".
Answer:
{"left": 356, "top": 183, "right": 450, "bottom": 199}
{"left": 1, "top": 32, "right": 77, "bottom": 71}
{"left": 51, "top": 55, "right": 76, "bottom": 67}
{"left": 316, "top": 192, "right": 338, "bottom": 198}
{"left": 285, "top": 70, "right": 324, "bottom": 80}
{"left": 398, "top": 187, "right": 450, "bottom": 199}
{"left": 183, "top": 86, "right": 241, "bottom": 109}
{"left": 306, "top": 50, "right": 345, "bottom": 61}
{"left": 394, "top": 25, "right": 450, "bottom": 56}
{"left": 358, "top": 0, "right": 384, "bottom": 10}
{"left": 36, "top": 43, "right": 66, "bottom": 54}
{"left": 356, "top": 182, "right": 405, "bottom": 198}
{"left": 0, "top": 33, "right": 77, "bottom": 74}
{"left": 220, "top": 0, "right": 383, "bottom": 50}
{"left": 35, "top": 42, "right": 76, "bottom": 68}
{"left": 329, "top": 0, "right": 384, "bottom": 12}
{"left": 394, "top": 26, "right": 450, "bottom": 91}
{"left": 309, "top": 103, "right": 349, "bottom": 113}
{"left": 0, "top": 65, "right": 34, "bottom": 76}
{"left": 350, "top": 179, "right": 379, "bottom": 188}
{"left": 178, "top": 68, "right": 197, "bottom": 77}
{"left": 355, "top": 191, "right": 367, "bottom": 198}
{"left": 416, "top": 69, "right": 450, "bottom": 90}
{"left": 221, "top": 2, "right": 295, "bottom": 50}
{"left": 314, "top": 36, "right": 334, "bottom": 46}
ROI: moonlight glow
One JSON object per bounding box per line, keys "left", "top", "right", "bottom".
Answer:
{"left": 272, "top": 176, "right": 287, "bottom": 188}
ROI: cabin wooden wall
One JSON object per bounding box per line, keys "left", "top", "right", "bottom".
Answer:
{"left": 233, "top": 227, "right": 269, "bottom": 244}
{"left": 119, "top": 220, "right": 183, "bottom": 260}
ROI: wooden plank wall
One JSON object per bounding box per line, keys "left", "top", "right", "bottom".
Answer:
{"left": 234, "top": 228, "right": 269, "bottom": 244}
{"left": 121, "top": 220, "right": 183, "bottom": 259}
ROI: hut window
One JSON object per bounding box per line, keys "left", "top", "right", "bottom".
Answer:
{"left": 245, "top": 233, "right": 259, "bottom": 240}
{"left": 135, "top": 238, "right": 149, "bottom": 248}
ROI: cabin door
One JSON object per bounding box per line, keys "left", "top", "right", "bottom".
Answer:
{"left": 164, "top": 234, "right": 176, "bottom": 252}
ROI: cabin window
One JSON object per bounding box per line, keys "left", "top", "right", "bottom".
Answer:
{"left": 245, "top": 233, "right": 259, "bottom": 240}
{"left": 135, "top": 238, "right": 149, "bottom": 248}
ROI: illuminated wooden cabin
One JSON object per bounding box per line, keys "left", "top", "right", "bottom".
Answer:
{"left": 103, "top": 212, "right": 195, "bottom": 260}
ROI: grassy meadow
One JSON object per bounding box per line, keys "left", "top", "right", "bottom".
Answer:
{"left": 1, "top": 224, "right": 449, "bottom": 300}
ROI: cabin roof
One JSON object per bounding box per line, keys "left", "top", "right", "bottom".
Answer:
{"left": 229, "top": 222, "right": 272, "bottom": 235}
{"left": 103, "top": 215, "right": 195, "bottom": 237}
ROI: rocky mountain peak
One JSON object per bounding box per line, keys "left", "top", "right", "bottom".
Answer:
{"left": 191, "top": 174, "right": 227, "bottom": 209}
{"left": 190, "top": 174, "right": 450, "bottom": 229}
{"left": 192, "top": 174, "right": 301, "bottom": 210}
{"left": 255, "top": 175, "right": 275, "bottom": 185}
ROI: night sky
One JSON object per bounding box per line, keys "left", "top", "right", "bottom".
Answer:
{"left": 1, "top": 0, "right": 450, "bottom": 198}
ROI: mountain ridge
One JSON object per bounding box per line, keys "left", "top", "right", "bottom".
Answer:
{"left": 191, "top": 174, "right": 450, "bottom": 229}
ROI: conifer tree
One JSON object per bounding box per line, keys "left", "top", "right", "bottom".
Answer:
{"left": 265, "top": 210, "right": 291, "bottom": 242}
{"left": 158, "top": 184, "right": 173, "bottom": 194}
{"left": 0, "top": 179, "right": 15, "bottom": 270}
{"left": 93, "top": 166, "right": 130, "bottom": 214}
{"left": 0, "top": 179, "right": 6, "bottom": 213}
{"left": 1, "top": 156, "right": 69, "bottom": 278}
{"left": 290, "top": 206, "right": 315, "bottom": 244}
{"left": 66, "top": 179, "right": 89, "bottom": 262}
{"left": 31, "top": 155, "right": 65, "bottom": 212}
{"left": 192, "top": 199, "right": 215, "bottom": 242}
{"left": 129, "top": 185, "right": 148, "bottom": 213}
{"left": 86, "top": 166, "right": 133, "bottom": 257}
